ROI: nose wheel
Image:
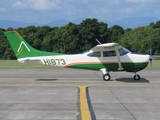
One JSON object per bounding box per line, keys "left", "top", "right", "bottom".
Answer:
{"left": 134, "top": 74, "right": 140, "bottom": 80}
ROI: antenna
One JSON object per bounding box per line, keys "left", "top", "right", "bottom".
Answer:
{"left": 96, "top": 39, "right": 101, "bottom": 45}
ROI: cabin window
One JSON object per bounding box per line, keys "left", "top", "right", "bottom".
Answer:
{"left": 119, "top": 48, "right": 130, "bottom": 56}
{"left": 103, "top": 51, "right": 116, "bottom": 57}
{"left": 87, "top": 51, "right": 101, "bottom": 57}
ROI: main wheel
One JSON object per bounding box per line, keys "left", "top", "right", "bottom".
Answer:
{"left": 103, "top": 73, "right": 111, "bottom": 81}
{"left": 134, "top": 74, "right": 140, "bottom": 80}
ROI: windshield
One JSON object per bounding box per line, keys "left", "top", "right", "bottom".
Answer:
{"left": 87, "top": 51, "right": 101, "bottom": 57}
{"left": 81, "top": 50, "right": 90, "bottom": 54}
{"left": 119, "top": 48, "right": 131, "bottom": 56}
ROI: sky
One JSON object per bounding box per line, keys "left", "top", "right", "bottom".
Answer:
{"left": 0, "top": 0, "right": 160, "bottom": 24}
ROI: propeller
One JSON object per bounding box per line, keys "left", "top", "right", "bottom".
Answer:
{"left": 149, "top": 45, "right": 152, "bottom": 68}
{"left": 149, "top": 45, "right": 159, "bottom": 68}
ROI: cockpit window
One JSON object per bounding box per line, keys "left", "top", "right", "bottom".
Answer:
{"left": 103, "top": 51, "right": 116, "bottom": 57}
{"left": 119, "top": 48, "right": 131, "bottom": 56}
{"left": 87, "top": 51, "right": 101, "bottom": 57}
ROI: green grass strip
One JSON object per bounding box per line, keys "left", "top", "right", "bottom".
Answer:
{"left": 0, "top": 60, "right": 58, "bottom": 69}
{"left": 146, "top": 60, "right": 160, "bottom": 69}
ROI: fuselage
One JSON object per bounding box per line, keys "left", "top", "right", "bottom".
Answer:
{"left": 18, "top": 48, "right": 150, "bottom": 72}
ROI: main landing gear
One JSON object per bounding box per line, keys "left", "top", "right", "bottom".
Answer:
{"left": 100, "top": 68, "right": 141, "bottom": 81}
{"left": 100, "top": 68, "right": 111, "bottom": 81}
{"left": 103, "top": 73, "right": 111, "bottom": 81}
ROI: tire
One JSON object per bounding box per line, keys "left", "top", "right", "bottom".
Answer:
{"left": 134, "top": 74, "right": 140, "bottom": 80}
{"left": 103, "top": 73, "right": 111, "bottom": 81}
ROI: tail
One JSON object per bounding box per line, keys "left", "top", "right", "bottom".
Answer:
{"left": 4, "top": 30, "right": 61, "bottom": 59}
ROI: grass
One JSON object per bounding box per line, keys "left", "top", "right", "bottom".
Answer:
{"left": 0, "top": 60, "right": 56, "bottom": 69}
{"left": 0, "top": 60, "right": 160, "bottom": 69}
{"left": 146, "top": 60, "right": 160, "bottom": 69}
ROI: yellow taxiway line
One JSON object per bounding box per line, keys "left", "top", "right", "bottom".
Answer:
{"left": 79, "top": 86, "right": 92, "bottom": 120}
{"left": 63, "top": 84, "right": 97, "bottom": 120}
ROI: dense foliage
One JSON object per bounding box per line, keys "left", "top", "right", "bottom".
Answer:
{"left": 0, "top": 18, "right": 160, "bottom": 59}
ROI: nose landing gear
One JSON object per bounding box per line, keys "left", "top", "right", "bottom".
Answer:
{"left": 134, "top": 73, "right": 140, "bottom": 80}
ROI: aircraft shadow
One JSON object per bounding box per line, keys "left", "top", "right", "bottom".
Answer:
{"left": 36, "top": 79, "right": 58, "bottom": 81}
{"left": 115, "top": 77, "right": 150, "bottom": 83}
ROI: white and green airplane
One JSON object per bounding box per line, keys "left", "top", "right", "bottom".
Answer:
{"left": 5, "top": 30, "right": 151, "bottom": 81}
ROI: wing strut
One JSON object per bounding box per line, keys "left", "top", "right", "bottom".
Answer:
{"left": 115, "top": 47, "right": 123, "bottom": 71}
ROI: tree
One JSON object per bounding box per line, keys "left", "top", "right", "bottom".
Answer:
{"left": 108, "top": 25, "right": 124, "bottom": 42}
{"left": 78, "top": 18, "right": 109, "bottom": 51}
{"left": 1, "top": 18, "right": 160, "bottom": 60}
{"left": 0, "top": 28, "right": 16, "bottom": 59}
{"left": 153, "top": 20, "right": 160, "bottom": 28}
{"left": 119, "top": 26, "right": 160, "bottom": 55}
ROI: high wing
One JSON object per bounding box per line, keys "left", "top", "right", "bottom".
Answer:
{"left": 91, "top": 43, "right": 120, "bottom": 51}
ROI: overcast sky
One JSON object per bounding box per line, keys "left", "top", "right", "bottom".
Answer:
{"left": 0, "top": 0, "right": 160, "bottom": 24}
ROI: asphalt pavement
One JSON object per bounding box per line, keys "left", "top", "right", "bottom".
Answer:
{"left": 0, "top": 68, "right": 160, "bottom": 120}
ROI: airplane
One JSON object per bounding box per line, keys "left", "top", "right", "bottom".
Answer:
{"left": 4, "top": 30, "right": 153, "bottom": 81}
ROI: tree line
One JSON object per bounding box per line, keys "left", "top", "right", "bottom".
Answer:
{"left": 0, "top": 18, "right": 160, "bottom": 59}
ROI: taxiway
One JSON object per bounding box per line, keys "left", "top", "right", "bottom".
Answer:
{"left": 0, "top": 68, "right": 160, "bottom": 120}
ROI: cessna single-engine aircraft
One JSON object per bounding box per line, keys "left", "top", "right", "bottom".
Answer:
{"left": 5, "top": 30, "right": 151, "bottom": 81}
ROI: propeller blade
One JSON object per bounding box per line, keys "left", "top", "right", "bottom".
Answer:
{"left": 149, "top": 45, "right": 160, "bottom": 68}
{"left": 149, "top": 45, "right": 153, "bottom": 68}
{"left": 149, "top": 58, "right": 152, "bottom": 68}
{"left": 150, "top": 45, "right": 152, "bottom": 56}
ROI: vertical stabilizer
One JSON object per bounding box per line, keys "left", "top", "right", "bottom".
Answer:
{"left": 4, "top": 30, "right": 61, "bottom": 59}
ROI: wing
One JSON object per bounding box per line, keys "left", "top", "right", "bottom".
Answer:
{"left": 91, "top": 43, "right": 121, "bottom": 51}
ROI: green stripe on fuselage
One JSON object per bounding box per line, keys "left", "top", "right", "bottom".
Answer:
{"left": 66, "top": 62, "right": 149, "bottom": 72}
